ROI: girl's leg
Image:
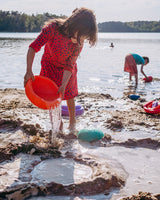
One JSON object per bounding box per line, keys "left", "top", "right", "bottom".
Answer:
{"left": 129, "top": 73, "right": 132, "bottom": 81}
{"left": 59, "top": 120, "right": 63, "bottom": 131}
{"left": 135, "top": 74, "right": 138, "bottom": 85}
{"left": 67, "top": 98, "right": 76, "bottom": 130}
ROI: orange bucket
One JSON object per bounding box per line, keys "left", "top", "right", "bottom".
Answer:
{"left": 25, "top": 75, "right": 62, "bottom": 109}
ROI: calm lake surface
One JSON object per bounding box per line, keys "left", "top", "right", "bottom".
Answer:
{"left": 0, "top": 32, "right": 160, "bottom": 101}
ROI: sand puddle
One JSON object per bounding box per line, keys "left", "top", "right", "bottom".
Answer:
{"left": 31, "top": 158, "right": 92, "bottom": 185}
{"left": 0, "top": 149, "right": 126, "bottom": 199}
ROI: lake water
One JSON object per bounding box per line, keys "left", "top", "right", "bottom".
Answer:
{"left": 0, "top": 32, "right": 160, "bottom": 101}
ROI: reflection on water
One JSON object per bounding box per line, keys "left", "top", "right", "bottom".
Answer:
{"left": 0, "top": 32, "right": 39, "bottom": 39}
{"left": 0, "top": 32, "right": 160, "bottom": 100}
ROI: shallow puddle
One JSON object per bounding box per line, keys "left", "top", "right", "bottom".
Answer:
{"left": 85, "top": 145, "right": 160, "bottom": 199}
{"left": 31, "top": 158, "right": 92, "bottom": 185}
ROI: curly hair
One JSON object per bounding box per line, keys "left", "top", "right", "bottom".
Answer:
{"left": 43, "top": 7, "right": 98, "bottom": 46}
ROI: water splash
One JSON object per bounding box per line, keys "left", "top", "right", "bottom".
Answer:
{"left": 49, "top": 104, "right": 61, "bottom": 144}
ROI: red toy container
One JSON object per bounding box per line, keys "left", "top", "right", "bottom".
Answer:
{"left": 143, "top": 76, "right": 153, "bottom": 82}
{"left": 143, "top": 101, "right": 160, "bottom": 114}
{"left": 25, "top": 75, "right": 62, "bottom": 109}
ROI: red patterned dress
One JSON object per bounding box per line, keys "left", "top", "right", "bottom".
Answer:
{"left": 29, "top": 23, "right": 83, "bottom": 100}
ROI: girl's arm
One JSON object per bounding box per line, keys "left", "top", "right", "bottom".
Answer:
{"left": 24, "top": 47, "right": 35, "bottom": 87}
{"left": 140, "top": 65, "right": 147, "bottom": 78}
{"left": 58, "top": 70, "right": 72, "bottom": 99}
{"left": 24, "top": 25, "right": 55, "bottom": 87}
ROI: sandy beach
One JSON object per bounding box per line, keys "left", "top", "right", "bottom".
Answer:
{"left": 0, "top": 88, "right": 160, "bottom": 200}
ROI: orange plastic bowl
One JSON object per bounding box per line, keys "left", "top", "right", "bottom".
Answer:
{"left": 25, "top": 75, "right": 62, "bottom": 109}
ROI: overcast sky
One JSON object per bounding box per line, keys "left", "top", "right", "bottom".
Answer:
{"left": 1, "top": 0, "right": 160, "bottom": 23}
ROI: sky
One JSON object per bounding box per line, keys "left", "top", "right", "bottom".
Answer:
{"left": 1, "top": 0, "right": 160, "bottom": 23}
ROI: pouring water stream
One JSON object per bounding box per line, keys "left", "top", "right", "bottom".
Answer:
{"left": 49, "top": 104, "right": 62, "bottom": 145}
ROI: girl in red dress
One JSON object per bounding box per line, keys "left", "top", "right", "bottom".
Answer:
{"left": 24, "top": 7, "right": 98, "bottom": 131}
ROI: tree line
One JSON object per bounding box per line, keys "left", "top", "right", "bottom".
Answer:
{"left": 0, "top": 10, "right": 66, "bottom": 32}
{"left": 0, "top": 10, "right": 160, "bottom": 32}
{"left": 98, "top": 21, "right": 160, "bottom": 32}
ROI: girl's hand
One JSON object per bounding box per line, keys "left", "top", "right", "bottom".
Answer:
{"left": 24, "top": 71, "right": 35, "bottom": 87}
{"left": 58, "top": 85, "right": 66, "bottom": 99}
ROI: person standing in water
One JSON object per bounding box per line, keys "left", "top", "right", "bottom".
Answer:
{"left": 110, "top": 42, "right": 114, "bottom": 48}
{"left": 124, "top": 53, "right": 149, "bottom": 85}
{"left": 24, "top": 7, "right": 98, "bottom": 131}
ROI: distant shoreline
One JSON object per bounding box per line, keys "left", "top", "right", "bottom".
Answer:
{"left": 0, "top": 10, "right": 160, "bottom": 32}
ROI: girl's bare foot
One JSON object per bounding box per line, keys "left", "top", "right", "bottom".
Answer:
{"left": 69, "top": 122, "right": 76, "bottom": 130}
{"left": 68, "top": 121, "right": 77, "bottom": 135}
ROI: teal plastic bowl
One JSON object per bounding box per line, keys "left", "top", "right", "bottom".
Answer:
{"left": 78, "top": 129, "right": 104, "bottom": 142}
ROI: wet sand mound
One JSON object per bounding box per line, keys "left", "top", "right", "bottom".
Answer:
{"left": 0, "top": 142, "right": 61, "bottom": 163}
{"left": 121, "top": 191, "right": 160, "bottom": 200}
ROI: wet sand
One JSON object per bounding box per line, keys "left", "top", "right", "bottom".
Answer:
{"left": 0, "top": 88, "right": 160, "bottom": 200}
